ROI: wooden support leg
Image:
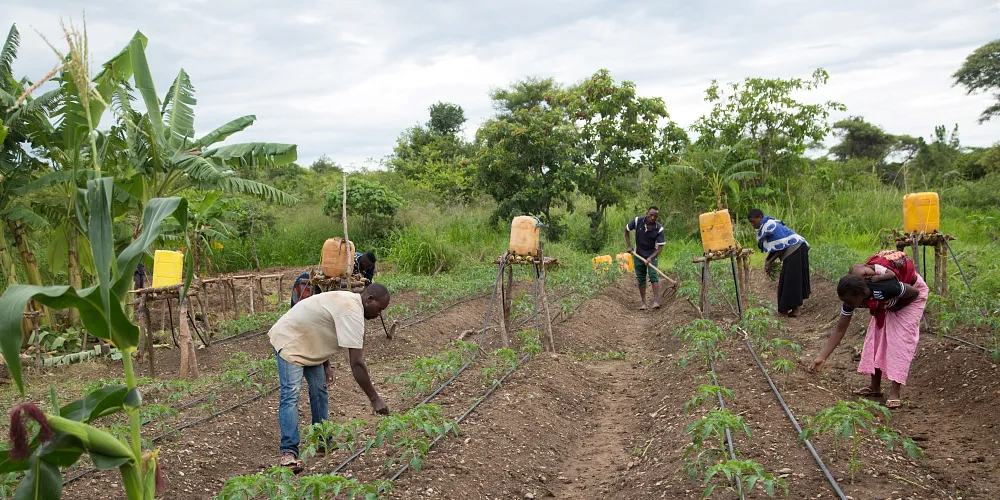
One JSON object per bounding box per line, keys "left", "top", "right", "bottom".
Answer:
{"left": 195, "top": 291, "right": 212, "bottom": 341}
{"left": 539, "top": 256, "right": 555, "bottom": 352}
{"left": 699, "top": 260, "right": 710, "bottom": 318}
{"left": 278, "top": 275, "right": 285, "bottom": 307}
{"left": 940, "top": 242, "right": 948, "bottom": 298}
{"left": 934, "top": 242, "right": 942, "bottom": 295}
{"left": 141, "top": 297, "right": 155, "bottom": 378}
{"left": 230, "top": 279, "right": 239, "bottom": 320}
{"left": 257, "top": 277, "right": 266, "bottom": 311}
{"left": 495, "top": 259, "right": 509, "bottom": 348}
{"left": 177, "top": 299, "right": 200, "bottom": 379}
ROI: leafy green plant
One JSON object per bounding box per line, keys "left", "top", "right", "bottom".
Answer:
{"left": 702, "top": 459, "right": 788, "bottom": 498}
{"left": 800, "top": 399, "right": 924, "bottom": 482}
{"left": 301, "top": 418, "right": 367, "bottom": 468}
{"left": 368, "top": 404, "right": 458, "bottom": 472}
{"left": 0, "top": 471, "right": 19, "bottom": 498}
{"left": 516, "top": 329, "right": 543, "bottom": 356}
{"left": 28, "top": 326, "right": 84, "bottom": 353}
{"left": 673, "top": 319, "right": 728, "bottom": 368}
{"left": 683, "top": 409, "right": 751, "bottom": 479}
{"left": 683, "top": 384, "right": 735, "bottom": 414}
{"left": 770, "top": 358, "right": 795, "bottom": 377}
{"left": 387, "top": 341, "right": 477, "bottom": 399}
{"left": 215, "top": 465, "right": 296, "bottom": 499}
{"left": 480, "top": 348, "right": 518, "bottom": 386}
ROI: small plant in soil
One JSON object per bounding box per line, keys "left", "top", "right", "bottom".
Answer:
{"left": 368, "top": 404, "right": 458, "bottom": 472}
{"left": 301, "top": 418, "right": 368, "bottom": 468}
{"left": 702, "top": 459, "right": 788, "bottom": 498}
{"left": 387, "top": 341, "right": 477, "bottom": 399}
{"left": 673, "top": 319, "right": 728, "bottom": 368}
{"left": 683, "top": 409, "right": 751, "bottom": 480}
{"left": 0, "top": 472, "right": 19, "bottom": 498}
{"left": 770, "top": 358, "right": 795, "bottom": 377}
{"left": 516, "top": 329, "right": 544, "bottom": 356}
{"left": 481, "top": 348, "right": 519, "bottom": 386}
{"left": 800, "top": 398, "right": 924, "bottom": 483}
{"left": 683, "top": 384, "right": 735, "bottom": 414}
{"left": 216, "top": 465, "right": 391, "bottom": 499}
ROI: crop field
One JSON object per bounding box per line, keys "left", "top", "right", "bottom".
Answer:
{"left": 2, "top": 12, "right": 1000, "bottom": 500}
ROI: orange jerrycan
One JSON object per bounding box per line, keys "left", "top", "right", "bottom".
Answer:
{"left": 903, "top": 192, "right": 940, "bottom": 233}
{"left": 509, "top": 216, "right": 541, "bottom": 257}
{"left": 592, "top": 255, "right": 613, "bottom": 274}
{"left": 152, "top": 250, "right": 184, "bottom": 288}
{"left": 321, "top": 238, "right": 355, "bottom": 278}
{"left": 615, "top": 252, "right": 634, "bottom": 272}
{"left": 699, "top": 209, "right": 736, "bottom": 253}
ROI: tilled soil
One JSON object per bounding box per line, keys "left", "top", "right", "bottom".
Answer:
{"left": 52, "top": 268, "right": 1000, "bottom": 499}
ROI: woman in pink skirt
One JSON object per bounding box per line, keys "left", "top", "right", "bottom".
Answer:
{"left": 810, "top": 273, "right": 928, "bottom": 409}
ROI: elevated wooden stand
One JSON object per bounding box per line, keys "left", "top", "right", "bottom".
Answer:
{"left": 691, "top": 247, "right": 753, "bottom": 319}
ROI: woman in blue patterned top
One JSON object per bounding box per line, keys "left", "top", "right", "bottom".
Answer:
{"left": 748, "top": 208, "right": 811, "bottom": 317}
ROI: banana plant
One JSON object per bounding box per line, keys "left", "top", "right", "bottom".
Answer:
{"left": 113, "top": 38, "right": 298, "bottom": 220}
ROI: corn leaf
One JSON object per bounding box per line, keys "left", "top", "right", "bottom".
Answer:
{"left": 13, "top": 453, "right": 61, "bottom": 500}
{"left": 60, "top": 386, "right": 128, "bottom": 423}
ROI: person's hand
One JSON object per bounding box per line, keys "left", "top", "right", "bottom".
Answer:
{"left": 810, "top": 355, "right": 827, "bottom": 372}
{"left": 324, "top": 365, "right": 335, "bottom": 388}
{"left": 371, "top": 396, "right": 389, "bottom": 415}
{"left": 626, "top": 246, "right": 634, "bottom": 255}
{"left": 764, "top": 260, "right": 773, "bottom": 275}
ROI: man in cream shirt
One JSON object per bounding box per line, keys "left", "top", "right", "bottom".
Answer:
{"left": 268, "top": 283, "right": 391, "bottom": 470}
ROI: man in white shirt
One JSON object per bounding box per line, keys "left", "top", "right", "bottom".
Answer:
{"left": 268, "top": 283, "right": 391, "bottom": 470}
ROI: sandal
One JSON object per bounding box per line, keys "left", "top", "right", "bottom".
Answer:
{"left": 852, "top": 387, "right": 883, "bottom": 398}
{"left": 280, "top": 452, "right": 303, "bottom": 473}
{"left": 885, "top": 399, "right": 902, "bottom": 409}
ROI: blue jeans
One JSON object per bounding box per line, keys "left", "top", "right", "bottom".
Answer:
{"left": 275, "top": 349, "right": 328, "bottom": 457}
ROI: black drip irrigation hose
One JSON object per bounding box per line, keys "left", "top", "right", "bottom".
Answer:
{"left": 709, "top": 358, "right": 745, "bottom": 500}
{"left": 332, "top": 260, "right": 510, "bottom": 474}
{"left": 389, "top": 352, "right": 532, "bottom": 482}
{"left": 736, "top": 326, "right": 847, "bottom": 500}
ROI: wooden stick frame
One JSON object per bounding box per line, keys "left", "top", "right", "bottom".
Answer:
{"left": 691, "top": 247, "right": 754, "bottom": 318}
{"left": 892, "top": 230, "right": 953, "bottom": 298}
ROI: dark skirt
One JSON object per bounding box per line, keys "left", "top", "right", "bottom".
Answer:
{"left": 777, "top": 246, "right": 810, "bottom": 313}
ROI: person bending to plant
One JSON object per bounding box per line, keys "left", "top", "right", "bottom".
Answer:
{"left": 747, "top": 208, "right": 810, "bottom": 317}
{"left": 624, "top": 206, "right": 666, "bottom": 310}
{"left": 810, "top": 272, "right": 927, "bottom": 409}
{"left": 268, "top": 284, "right": 393, "bottom": 471}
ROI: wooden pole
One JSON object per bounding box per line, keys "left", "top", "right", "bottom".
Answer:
{"left": 495, "top": 257, "right": 509, "bottom": 348}
{"left": 166, "top": 298, "right": 179, "bottom": 347}
{"left": 699, "top": 259, "right": 710, "bottom": 317}
{"left": 32, "top": 314, "right": 41, "bottom": 370}
{"left": 257, "top": 276, "right": 266, "bottom": 311}
{"left": 177, "top": 299, "right": 200, "bottom": 379}
{"left": 933, "top": 242, "right": 942, "bottom": 295}
{"left": 277, "top": 275, "right": 285, "bottom": 307}
{"left": 630, "top": 251, "right": 678, "bottom": 287}
{"left": 141, "top": 296, "right": 155, "bottom": 378}
{"left": 538, "top": 251, "right": 555, "bottom": 352}
{"left": 230, "top": 279, "right": 239, "bottom": 319}
{"left": 195, "top": 291, "right": 212, "bottom": 338}
{"left": 342, "top": 174, "right": 352, "bottom": 288}
{"left": 940, "top": 241, "right": 948, "bottom": 298}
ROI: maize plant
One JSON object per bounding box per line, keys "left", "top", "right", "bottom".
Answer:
{"left": 0, "top": 26, "right": 193, "bottom": 499}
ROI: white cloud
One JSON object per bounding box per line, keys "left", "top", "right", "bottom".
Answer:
{"left": 3, "top": 0, "right": 999, "bottom": 168}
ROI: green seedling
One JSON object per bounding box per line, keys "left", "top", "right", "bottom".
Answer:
{"left": 673, "top": 319, "right": 728, "bottom": 368}
{"left": 516, "top": 330, "right": 544, "bottom": 356}
{"left": 683, "top": 384, "right": 735, "bottom": 414}
{"left": 683, "top": 409, "right": 751, "bottom": 480}
{"left": 480, "top": 348, "right": 518, "bottom": 386}
{"left": 800, "top": 399, "right": 923, "bottom": 483}
{"left": 368, "top": 404, "right": 458, "bottom": 472}
{"left": 702, "top": 459, "right": 788, "bottom": 498}
{"left": 301, "top": 418, "right": 367, "bottom": 468}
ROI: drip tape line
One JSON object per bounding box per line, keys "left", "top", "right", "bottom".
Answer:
{"left": 939, "top": 334, "right": 989, "bottom": 352}
{"left": 390, "top": 352, "right": 531, "bottom": 482}
{"left": 737, "top": 327, "right": 847, "bottom": 500}
{"left": 62, "top": 366, "right": 269, "bottom": 485}
{"left": 709, "top": 358, "right": 745, "bottom": 500}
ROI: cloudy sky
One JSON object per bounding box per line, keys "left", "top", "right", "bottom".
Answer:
{"left": 5, "top": 1, "right": 1000, "bottom": 168}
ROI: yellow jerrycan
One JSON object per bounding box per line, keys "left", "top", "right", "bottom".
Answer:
{"left": 151, "top": 250, "right": 184, "bottom": 288}
{"left": 903, "top": 192, "right": 940, "bottom": 233}
{"left": 615, "top": 252, "right": 634, "bottom": 272}
{"left": 592, "top": 255, "right": 613, "bottom": 274}
{"left": 699, "top": 209, "right": 736, "bottom": 253}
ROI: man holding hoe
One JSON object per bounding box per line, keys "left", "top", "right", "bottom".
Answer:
{"left": 625, "top": 206, "right": 666, "bottom": 310}
{"left": 268, "top": 283, "right": 393, "bottom": 471}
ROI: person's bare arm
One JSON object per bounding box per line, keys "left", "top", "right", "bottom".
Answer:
{"left": 869, "top": 273, "right": 894, "bottom": 282}
{"left": 624, "top": 229, "right": 633, "bottom": 253}
{"left": 811, "top": 313, "right": 853, "bottom": 371}
{"left": 348, "top": 348, "right": 389, "bottom": 414}
{"left": 900, "top": 283, "right": 919, "bottom": 300}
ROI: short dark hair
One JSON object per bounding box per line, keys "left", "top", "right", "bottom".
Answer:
{"left": 837, "top": 274, "right": 867, "bottom": 298}
{"left": 364, "top": 282, "right": 389, "bottom": 302}
{"left": 747, "top": 208, "right": 764, "bottom": 220}
{"left": 648, "top": 206, "right": 659, "bottom": 212}
{"left": 362, "top": 251, "right": 377, "bottom": 264}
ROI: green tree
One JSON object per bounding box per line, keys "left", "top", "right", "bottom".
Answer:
{"left": 562, "top": 69, "right": 688, "bottom": 238}
{"left": 953, "top": 39, "right": 1000, "bottom": 123}
{"left": 693, "top": 68, "right": 846, "bottom": 184}
{"left": 388, "top": 102, "right": 476, "bottom": 203}
{"left": 829, "top": 116, "right": 898, "bottom": 164}
{"left": 475, "top": 77, "right": 577, "bottom": 237}
{"left": 428, "top": 101, "right": 466, "bottom": 134}
{"left": 323, "top": 176, "right": 405, "bottom": 235}
{"left": 309, "top": 154, "right": 342, "bottom": 174}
